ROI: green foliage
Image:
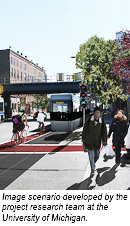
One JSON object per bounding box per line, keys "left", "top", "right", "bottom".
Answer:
{"left": 111, "top": 30, "right": 130, "bottom": 94}
{"left": 33, "top": 94, "right": 50, "bottom": 110}
{"left": 76, "top": 35, "right": 129, "bottom": 106}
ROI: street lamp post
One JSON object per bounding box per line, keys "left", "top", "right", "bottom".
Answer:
{"left": 71, "top": 56, "right": 76, "bottom": 82}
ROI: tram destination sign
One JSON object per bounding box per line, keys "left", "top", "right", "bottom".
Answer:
{"left": 56, "top": 101, "right": 64, "bottom": 104}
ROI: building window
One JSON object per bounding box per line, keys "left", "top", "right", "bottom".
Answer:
{"left": 14, "top": 58, "right": 15, "bottom": 65}
{"left": 24, "top": 63, "right": 26, "bottom": 70}
{"left": 17, "top": 60, "right": 18, "bottom": 67}
{"left": 20, "top": 62, "right": 22, "bottom": 69}
{"left": 24, "top": 72, "right": 26, "bottom": 81}
{"left": 21, "top": 71, "right": 22, "bottom": 81}
{"left": 14, "top": 68, "right": 16, "bottom": 77}
{"left": 28, "top": 74, "right": 29, "bottom": 82}
{"left": 33, "top": 69, "right": 36, "bottom": 75}
{"left": 17, "top": 70, "right": 19, "bottom": 79}
{"left": 11, "top": 67, "right": 13, "bottom": 77}
{"left": 11, "top": 57, "right": 13, "bottom": 64}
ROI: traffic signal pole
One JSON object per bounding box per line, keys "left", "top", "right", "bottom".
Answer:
{"left": 83, "top": 108, "right": 85, "bottom": 126}
{"left": 80, "top": 84, "right": 87, "bottom": 126}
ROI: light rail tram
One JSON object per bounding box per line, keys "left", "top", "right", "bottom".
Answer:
{"left": 50, "top": 94, "right": 83, "bottom": 132}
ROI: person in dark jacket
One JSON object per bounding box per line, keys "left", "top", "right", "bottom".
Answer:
{"left": 108, "top": 110, "right": 128, "bottom": 164}
{"left": 82, "top": 106, "right": 107, "bottom": 175}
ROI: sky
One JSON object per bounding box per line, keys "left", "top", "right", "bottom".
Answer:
{"left": 0, "top": 0, "right": 130, "bottom": 79}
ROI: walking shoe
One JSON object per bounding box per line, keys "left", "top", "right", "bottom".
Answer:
{"left": 90, "top": 170, "right": 98, "bottom": 186}
{"left": 120, "top": 163, "right": 126, "bottom": 167}
{"left": 92, "top": 170, "right": 98, "bottom": 179}
{"left": 93, "top": 170, "right": 98, "bottom": 179}
{"left": 90, "top": 172, "right": 94, "bottom": 176}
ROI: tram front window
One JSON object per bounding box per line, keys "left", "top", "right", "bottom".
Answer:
{"left": 53, "top": 103, "right": 68, "bottom": 113}
{"left": 52, "top": 103, "right": 68, "bottom": 120}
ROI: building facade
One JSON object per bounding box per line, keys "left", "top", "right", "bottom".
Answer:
{"left": 0, "top": 49, "right": 46, "bottom": 84}
{"left": 0, "top": 49, "right": 47, "bottom": 117}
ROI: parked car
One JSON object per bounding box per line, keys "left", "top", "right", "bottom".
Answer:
{"left": 33, "top": 111, "right": 47, "bottom": 120}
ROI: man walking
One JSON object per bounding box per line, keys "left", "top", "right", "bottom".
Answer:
{"left": 82, "top": 106, "right": 107, "bottom": 177}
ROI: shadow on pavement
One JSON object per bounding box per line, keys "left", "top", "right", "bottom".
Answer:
{"left": 30, "top": 124, "right": 51, "bottom": 133}
{"left": 66, "top": 166, "right": 120, "bottom": 190}
{"left": 48, "top": 145, "right": 68, "bottom": 155}
{"left": 67, "top": 175, "right": 97, "bottom": 190}
{"left": 97, "top": 164, "right": 119, "bottom": 186}
{"left": 67, "top": 177, "right": 92, "bottom": 190}
{"left": 0, "top": 144, "right": 12, "bottom": 150}
{"left": 44, "top": 132, "right": 71, "bottom": 142}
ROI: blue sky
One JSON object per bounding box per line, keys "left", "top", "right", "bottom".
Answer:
{"left": 0, "top": 0, "right": 130, "bottom": 78}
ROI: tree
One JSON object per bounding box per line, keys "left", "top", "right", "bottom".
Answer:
{"left": 111, "top": 30, "right": 130, "bottom": 94}
{"left": 76, "top": 35, "right": 128, "bottom": 106}
{"left": 33, "top": 94, "right": 50, "bottom": 111}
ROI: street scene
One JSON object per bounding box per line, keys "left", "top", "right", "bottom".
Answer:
{"left": 1, "top": 2, "right": 130, "bottom": 226}
{"left": 0, "top": 1, "right": 130, "bottom": 193}
{"left": 0, "top": 112, "right": 130, "bottom": 190}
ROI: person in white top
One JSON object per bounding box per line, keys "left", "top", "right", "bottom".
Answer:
{"left": 126, "top": 122, "right": 130, "bottom": 153}
{"left": 37, "top": 109, "right": 45, "bottom": 131}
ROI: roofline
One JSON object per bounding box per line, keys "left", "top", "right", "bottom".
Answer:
{"left": 1, "top": 48, "right": 45, "bottom": 72}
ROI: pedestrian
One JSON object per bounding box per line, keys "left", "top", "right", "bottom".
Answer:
{"left": 82, "top": 106, "right": 107, "bottom": 176}
{"left": 120, "top": 119, "right": 130, "bottom": 167}
{"left": 126, "top": 120, "right": 130, "bottom": 153}
{"left": 37, "top": 109, "right": 45, "bottom": 131}
{"left": 108, "top": 110, "right": 128, "bottom": 165}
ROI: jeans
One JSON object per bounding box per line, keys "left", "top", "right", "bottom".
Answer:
{"left": 88, "top": 149, "right": 100, "bottom": 173}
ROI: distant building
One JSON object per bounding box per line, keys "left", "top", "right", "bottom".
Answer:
{"left": 0, "top": 49, "right": 47, "bottom": 117}
{"left": 0, "top": 49, "right": 46, "bottom": 84}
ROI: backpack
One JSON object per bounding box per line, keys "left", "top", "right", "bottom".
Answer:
{"left": 12, "top": 113, "right": 24, "bottom": 125}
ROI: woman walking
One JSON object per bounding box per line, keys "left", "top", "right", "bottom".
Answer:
{"left": 108, "top": 110, "right": 128, "bottom": 164}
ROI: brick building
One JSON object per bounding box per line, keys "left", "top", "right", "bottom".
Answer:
{"left": 0, "top": 48, "right": 46, "bottom": 84}
{"left": 0, "top": 48, "right": 47, "bottom": 117}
